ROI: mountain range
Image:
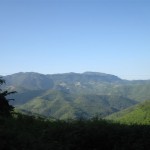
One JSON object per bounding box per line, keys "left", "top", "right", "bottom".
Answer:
{"left": 2, "top": 72, "right": 150, "bottom": 119}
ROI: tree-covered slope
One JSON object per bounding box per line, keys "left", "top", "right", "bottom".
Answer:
{"left": 16, "top": 90, "right": 137, "bottom": 119}
{"left": 2, "top": 72, "right": 150, "bottom": 118}
{"left": 106, "top": 100, "right": 150, "bottom": 124}
{"left": 3, "top": 72, "right": 54, "bottom": 91}
{"left": 3, "top": 72, "right": 150, "bottom": 101}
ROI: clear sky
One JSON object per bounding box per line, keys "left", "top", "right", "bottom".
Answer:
{"left": 0, "top": 0, "right": 150, "bottom": 80}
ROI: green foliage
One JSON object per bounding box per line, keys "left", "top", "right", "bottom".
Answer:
{"left": 0, "top": 78, "right": 16, "bottom": 117}
{"left": 0, "top": 114, "right": 150, "bottom": 150}
{"left": 16, "top": 90, "right": 137, "bottom": 119}
{"left": 106, "top": 100, "right": 150, "bottom": 125}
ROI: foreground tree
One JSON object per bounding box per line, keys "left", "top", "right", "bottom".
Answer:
{"left": 0, "top": 77, "right": 16, "bottom": 117}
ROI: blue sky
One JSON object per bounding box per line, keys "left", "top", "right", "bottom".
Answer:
{"left": 0, "top": 0, "right": 150, "bottom": 80}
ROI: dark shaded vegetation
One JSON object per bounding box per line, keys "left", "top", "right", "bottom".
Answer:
{"left": 0, "top": 114, "right": 150, "bottom": 150}
{"left": 0, "top": 77, "right": 16, "bottom": 117}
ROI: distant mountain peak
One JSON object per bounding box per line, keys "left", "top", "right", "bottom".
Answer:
{"left": 83, "top": 71, "right": 111, "bottom": 75}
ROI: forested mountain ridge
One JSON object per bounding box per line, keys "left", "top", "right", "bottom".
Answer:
{"left": 16, "top": 91, "right": 137, "bottom": 119}
{"left": 2, "top": 72, "right": 150, "bottom": 118}
{"left": 106, "top": 100, "right": 150, "bottom": 124}
{"left": 3, "top": 72, "right": 122, "bottom": 91}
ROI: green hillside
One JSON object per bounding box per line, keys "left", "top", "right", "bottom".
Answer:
{"left": 4, "top": 72, "right": 54, "bottom": 91}
{"left": 4, "top": 72, "right": 150, "bottom": 101}
{"left": 16, "top": 90, "right": 137, "bottom": 119}
{"left": 2, "top": 72, "right": 150, "bottom": 118}
{"left": 106, "top": 100, "right": 150, "bottom": 125}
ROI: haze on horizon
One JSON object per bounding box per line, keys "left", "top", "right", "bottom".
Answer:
{"left": 0, "top": 0, "right": 150, "bottom": 80}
